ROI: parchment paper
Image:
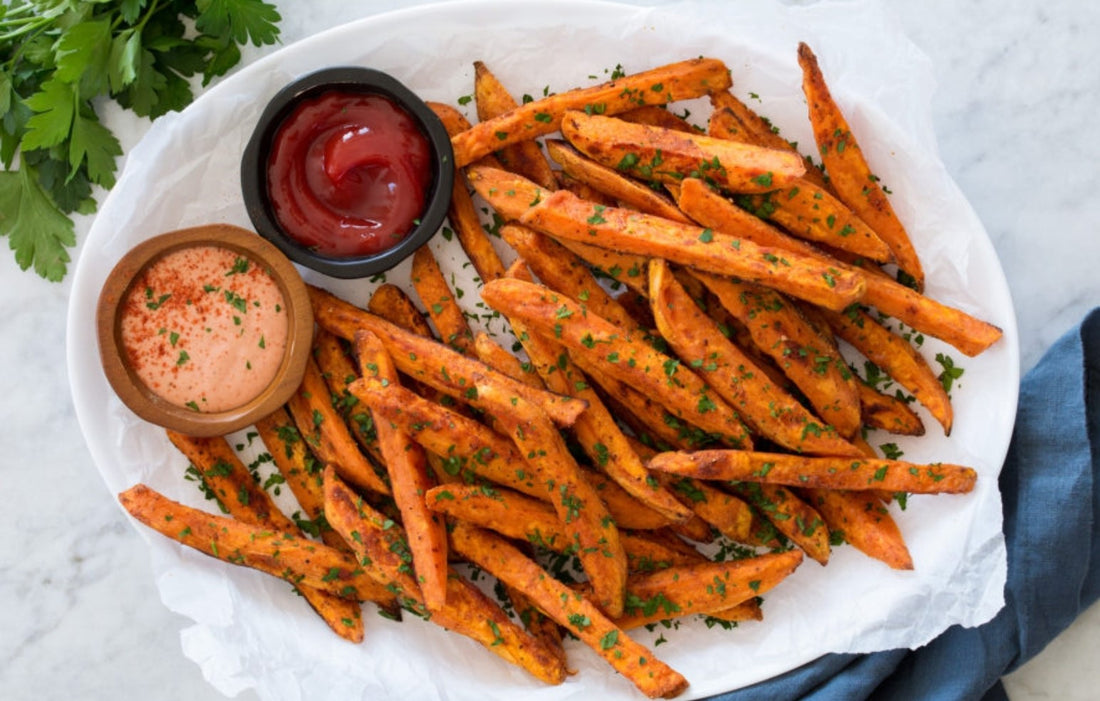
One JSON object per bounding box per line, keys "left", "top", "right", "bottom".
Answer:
{"left": 67, "top": 1, "right": 1018, "bottom": 698}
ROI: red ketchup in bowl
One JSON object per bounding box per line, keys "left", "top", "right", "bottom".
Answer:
{"left": 266, "top": 91, "right": 432, "bottom": 257}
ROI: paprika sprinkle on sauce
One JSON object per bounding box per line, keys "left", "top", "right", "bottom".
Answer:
{"left": 119, "top": 246, "right": 288, "bottom": 413}
{"left": 266, "top": 91, "right": 433, "bottom": 257}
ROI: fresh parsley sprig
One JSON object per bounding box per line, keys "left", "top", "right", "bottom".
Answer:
{"left": 0, "top": 0, "right": 282, "bottom": 282}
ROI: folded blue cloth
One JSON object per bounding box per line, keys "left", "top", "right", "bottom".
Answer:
{"left": 712, "top": 308, "right": 1100, "bottom": 700}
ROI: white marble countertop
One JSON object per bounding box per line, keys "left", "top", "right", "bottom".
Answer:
{"left": 2, "top": 0, "right": 1098, "bottom": 699}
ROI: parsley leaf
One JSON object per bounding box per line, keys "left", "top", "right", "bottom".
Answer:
{"left": 0, "top": 0, "right": 282, "bottom": 282}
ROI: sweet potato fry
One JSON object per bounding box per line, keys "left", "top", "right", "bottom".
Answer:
{"left": 517, "top": 188, "right": 865, "bottom": 311}
{"left": 675, "top": 177, "right": 825, "bottom": 257}
{"left": 822, "top": 305, "right": 953, "bottom": 434}
{"left": 798, "top": 42, "right": 924, "bottom": 289}
{"left": 347, "top": 378, "right": 542, "bottom": 498}
{"left": 692, "top": 271, "right": 863, "bottom": 439}
{"left": 660, "top": 474, "right": 757, "bottom": 544}
{"left": 473, "top": 382, "right": 628, "bottom": 617}
{"left": 164, "top": 431, "right": 367, "bottom": 640}
{"left": 581, "top": 467, "right": 682, "bottom": 532}
{"left": 354, "top": 331, "right": 449, "bottom": 610}
{"left": 613, "top": 550, "right": 803, "bottom": 630}
{"left": 481, "top": 277, "right": 753, "bottom": 448}
{"left": 649, "top": 261, "right": 861, "bottom": 455}
{"left": 503, "top": 284, "right": 693, "bottom": 523}
{"left": 708, "top": 90, "right": 832, "bottom": 192}
{"left": 286, "top": 355, "right": 390, "bottom": 495}
{"left": 676, "top": 179, "right": 1001, "bottom": 356}
{"left": 450, "top": 522, "right": 688, "bottom": 698}
{"left": 648, "top": 449, "right": 977, "bottom": 494}
{"left": 367, "top": 283, "right": 434, "bottom": 337}
{"left": 309, "top": 284, "right": 588, "bottom": 427}
{"left": 118, "top": 484, "right": 395, "bottom": 606}
{"left": 411, "top": 245, "right": 475, "bottom": 355}
{"left": 323, "top": 467, "right": 567, "bottom": 685}
{"left": 426, "top": 483, "right": 569, "bottom": 551}
{"left": 473, "top": 331, "right": 543, "bottom": 387}
{"left": 474, "top": 60, "right": 559, "bottom": 190}
{"left": 619, "top": 104, "right": 699, "bottom": 133}
{"left": 451, "top": 56, "right": 731, "bottom": 167}
{"left": 427, "top": 103, "right": 508, "bottom": 283}
{"left": 551, "top": 237, "right": 649, "bottom": 296}
{"left": 857, "top": 273, "right": 1003, "bottom": 358}
{"left": 561, "top": 111, "right": 805, "bottom": 194}
{"left": 426, "top": 483, "right": 690, "bottom": 571}
{"left": 739, "top": 180, "right": 893, "bottom": 263}
{"left": 502, "top": 223, "right": 642, "bottom": 332}
{"left": 730, "top": 481, "right": 832, "bottom": 564}
{"left": 254, "top": 407, "right": 344, "bottom": 549}
{"left": 856, "top": 378, "right": 926, "bottom": 436}
{"left": 466, "top": 164, "right": 550, "bottom": 222}
{"left": 805, "top": 488, "right": 913, "bottom": 570}
{"left": 311, "top": 329, "right": 382, "bottom": 461}
{"left": 545, "top": 139, "right": 692, "bottom": 223}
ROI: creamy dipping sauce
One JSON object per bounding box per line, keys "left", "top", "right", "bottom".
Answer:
{"left": 119, "top": 246, "right": 288, "bottom": 412}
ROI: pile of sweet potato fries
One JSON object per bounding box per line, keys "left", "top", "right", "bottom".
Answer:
{"left": 118, "top": 45, "right": 1000, "bottom": 698}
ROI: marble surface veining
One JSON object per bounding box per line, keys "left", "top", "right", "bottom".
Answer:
{"left": 1, "top": 1, "right": 1098, "bottom": 699}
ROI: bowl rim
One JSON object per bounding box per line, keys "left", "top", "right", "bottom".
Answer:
{"left": 240, "top": 66, "right": 455, "bottom": 279}
{"left": 95, "top": 223, "right": 314, "bottom": 437}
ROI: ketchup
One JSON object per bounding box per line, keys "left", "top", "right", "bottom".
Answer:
{"left": 266, "top": 91, "right": 432, "bottom": 257}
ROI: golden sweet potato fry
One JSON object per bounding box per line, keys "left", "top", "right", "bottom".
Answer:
{"left": 649, "top": 261, "right": 861, "bottom": 455}
{"left": 354, "top": 331, "right": 450, "bottom": 610}
{"left": 323, "top": 467, "right": 567, "bottom": 685}
{"left": 286, "top": 356, "right": 390, "bottom": 495}
{"left": 675, "top": 177, "right": 825, "bottom": 257}
{"left": 730, "top": 481, "right": 832, "bottom": 565}
{"left": 311, "top": 329, "right": 383, "bottom": 461}
{"left": 254, "top": 407, "right": 346, "bottom": 550}
{"left": 708, "top": 90, "right": 832, "bottom": 192}
{"left": 805, "top": 488, "right": 914, "bottom": 570}
{"left": 451, "top": 56, "right": 731, "bottom": 167}
{"left": 822, "top": 305, "right": 953, "bottom": 434}
{"left": 348, "top": 378, "right": 542, "bottom": 498}
{"left": 692, "top": 271, "right": 863, "bottom": 439}
{"left": 857, "top": 273, "right": 1003, "bottom": 358}
{"left": 502, "top": 223, "right": 642, "bottom": 332}
{"left": 545, "top": 139, "right": 692, "bottom": 223}
{"left": 677, "top": 178, "right": 1001, "bottom": 356}
{"left": 118, "top": 484, "right": 395, "bottom": 607}
{"left": 427, "top": 103, "right": 508, "bottom": 283}
{"left": 466, "top": 164, "right": 551, "bottom": 222}
{"left": 481, "top": 277, "right": 754, "bottom": 448}
{"left": 164, "top": 432, "right": 367, "bottom": 641}
{"left": 309, "top": 284, "right": 588, "bottom": 427}
{"left": 798, "top": 42, "right": 924, "bottom": 289}
{"left": 518, "top": 188, "right": 865, "bottom": 311}
{"left": 411, "top": 245, "right": 475, "bottom": 355}
{"left": 473, "top": 382, "right": 628, "bottom": 617}
{"left": 367, "top": 283, "right": 434, "bottom": 337}
{"left": 473, "top": 331, "right": 544, "bottom": 388}
{"left": 474, "top": 60, "right": 559, "bottom": 190}
{"left": 561, "top": 111, "right": 805, "bottom": 194}
{"left": 502, "top": 283, "right": 693, "bottom": 524}
{"left": 856, "top": 378, "right": 926, "bottom": 436}
{"left": 450, "top": 522, "right": 688, "bottom": 698}
{"left": 740, "top": 180, "right": 894, "bottom": 263}
{"left": 648, "top": 449, "right": 977, "bottom": 494}
{"left": 580, "top": 467, "right": 683, "bottom": 532}
{"left": 619, "top": 104, "right": 699, "bottom": 133}
{"left": 552, "top": 237, "right": 649, "bottom": 296}
{"left": 613, "top": 550, "right": 803, "bottom": 630}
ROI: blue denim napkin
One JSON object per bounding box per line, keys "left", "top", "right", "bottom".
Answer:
{"left": 711, "top": 308, "right": 1100, "bottom": 701}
